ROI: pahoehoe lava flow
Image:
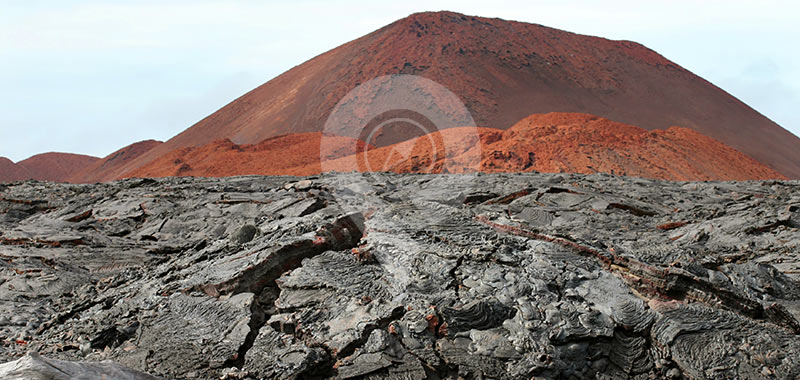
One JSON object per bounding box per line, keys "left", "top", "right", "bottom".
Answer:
{"left": 1, "top": 172, "right": 799, "bottom": 379}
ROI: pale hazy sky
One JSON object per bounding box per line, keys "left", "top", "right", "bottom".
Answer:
{"left": 1, "top": 0, "right": 798, "bottom": 161}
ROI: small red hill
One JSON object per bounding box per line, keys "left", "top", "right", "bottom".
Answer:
{"left": 0, "top": 157, "right": 32, "bottom": 182}
{"left": 17, "top": 153, "right": 100, "bottom": 182}
{"left": 482, "top": 113, "right": 785, "bottom": 181}
{"left": 0, "top": 153, "right": 100, "bottom": 183}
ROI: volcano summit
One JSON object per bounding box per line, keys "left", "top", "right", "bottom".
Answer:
{"left": 85, "top": 11, "right": 800, "bottom": 181}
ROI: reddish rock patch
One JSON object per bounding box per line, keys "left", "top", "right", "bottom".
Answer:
{"left": 126, "top": 113, "right": 786, "bottom": 182}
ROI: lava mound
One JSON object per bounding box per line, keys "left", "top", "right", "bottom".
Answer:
{"left": 476, "top": 113, "right": 786, "bottom": 181}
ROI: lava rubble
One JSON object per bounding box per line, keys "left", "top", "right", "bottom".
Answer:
{"left": 0, "top": 173, "right": 799, "bottom": 379}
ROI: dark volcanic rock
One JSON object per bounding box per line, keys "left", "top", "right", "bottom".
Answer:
{"left": 231, "top": 224, "right": 258, "bottom": 244}
{"left": 0, "top": 173, "right": 799, "bottom": 379}
{"left": 0, "top": 352, "right": 159, "bottom": 379}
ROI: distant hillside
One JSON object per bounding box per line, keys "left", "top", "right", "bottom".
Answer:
{"left": 0, "top": 153, "right": 99, "bottom": 183}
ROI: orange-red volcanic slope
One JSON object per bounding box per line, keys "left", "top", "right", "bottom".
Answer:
{"left": 106, "top": 11, "right": 800, "bottom": 179}
{"left": 0, "top": 153, "right": 99, "bottom": 183}
{"left": 125, "top": 133, "right": 368, "bottom": 179}
{"left": 128, "top": 113, "right": 785, "bottom": 182}
{"left": 69, "top": 140, "right": 163, "bottom": 183}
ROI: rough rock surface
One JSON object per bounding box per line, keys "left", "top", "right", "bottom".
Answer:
{"left": 0, "top": 352, "right": 159, "bottom": 380}
{"left": 1, "top": 173, "right": 799, "bottom": 379}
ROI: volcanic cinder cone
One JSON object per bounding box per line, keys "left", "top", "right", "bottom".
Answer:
{"left": 97, "top": 11, "right": 800, "bottom": 180}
